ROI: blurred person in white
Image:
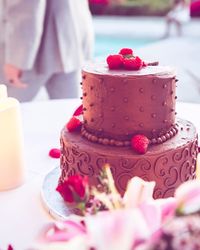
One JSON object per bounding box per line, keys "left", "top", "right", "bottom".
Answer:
{"left": 1, "top": 0, "right": 94, "bottom": 102}
{"left": 164, "top": 0, "right": 191, "bottom": 37}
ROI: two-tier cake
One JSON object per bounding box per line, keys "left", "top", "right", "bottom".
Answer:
{"left": 59, "top": 57, "right": 198, "bottom": 199}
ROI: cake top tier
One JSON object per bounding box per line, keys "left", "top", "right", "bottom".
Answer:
{"left": 82, "top": 62, "right": 175, "bottom": 77}
{"left": 81, "top": 61, "right": 177, "bottom": 143}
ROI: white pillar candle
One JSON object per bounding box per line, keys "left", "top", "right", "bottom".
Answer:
{"left": 0, "top": 84, "right": 25, "bottom": 190}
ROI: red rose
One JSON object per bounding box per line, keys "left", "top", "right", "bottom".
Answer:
{"left": 67, "top": 175, "right": 88, "bottom": 198}
{"left": 56, "top": 175, "right": 89, "bottom": 204}
{"left": 56, "top": 181, "right": 74, "bottom": 203}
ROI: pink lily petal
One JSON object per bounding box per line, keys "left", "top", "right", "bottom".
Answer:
{"left": 139, "top": 203, "right": 162, "bottom": 234}
{"left": 43, "top": 220, "right": 86, "bottom": 242}
{"left": 86, "top": 209, "right": 156, "bottom": 250}
{"left": 175, "top": 180, "right": 200, "bottom": 214}
{"left": 156, "top": 197, "right": 176, "bottom": 221}
{"left": 137, "top": 197, "right": 176, "bottom": 246}
{"left": 123, "top": 176, "right": 155, "bottom": 209}
{"left": 86, "top": 210, "right": 137, "bottom": 250}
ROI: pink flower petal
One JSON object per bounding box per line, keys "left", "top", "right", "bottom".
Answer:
{"left": 139, "top": 203, "right": 162, "bottom": 233}
{"left": 123, "top": 176, "right": 155, "bottom": 208}
{"left": 155, "top": 197, "right": 176, "bottom": 221}
{"left": 175, "top": 180, "right": 200, "bottom": 214}
{"left": 43, "top": 221, "right": 86, "bottom": 242}
{"left": 7, "top": 245, "right": 13, "bottom": 250}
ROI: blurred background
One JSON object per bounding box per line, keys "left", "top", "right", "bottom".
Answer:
{"left": 0, "top": 0, "right": 200, "bottom": 102}
{"left": 89, "top": 0, "right": 200, "bottom": 103}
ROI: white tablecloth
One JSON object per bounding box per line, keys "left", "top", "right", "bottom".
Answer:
{"left": 0, "top": 99, "right": 200, "bottom": 250}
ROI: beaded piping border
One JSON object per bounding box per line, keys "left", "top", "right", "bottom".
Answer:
{"left": 81, "top": 124, "right": 179, "bottom": 147}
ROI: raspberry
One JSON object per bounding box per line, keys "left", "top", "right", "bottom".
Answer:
{"left": 66, "top": 117, "right": 82, "bottom": 132}
{"left": 131, "top": 135, "right": 149, "bottom": 154}
{"left": 73, "top": 104, "right": 83, "bottom": 116}
{"left": 49, "top": 148, "right": 61, "bottom": 158}
{"left": 106, "top": 54, "right": 123, "bottom": 69}
{"left": 123, "top": 56, "right": 143, "bottom": 70}
{"left": 119, "top": 48, "right": 133, "bottom": 56}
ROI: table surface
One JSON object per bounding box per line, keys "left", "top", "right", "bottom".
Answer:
{"left": 0, "top": 99, "right": 200, "bottom": 250}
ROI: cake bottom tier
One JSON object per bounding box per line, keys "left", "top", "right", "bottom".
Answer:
{"left": 60, "top": 119, "right": 198, "bottom": 199}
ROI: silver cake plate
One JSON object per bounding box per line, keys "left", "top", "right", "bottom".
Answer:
{"left": 41, "top": 167, "right": 74, "bottom": 221}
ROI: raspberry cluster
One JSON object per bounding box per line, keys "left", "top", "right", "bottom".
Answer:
{"left": 106, "top": 48, "right": 146, "bottom": 70}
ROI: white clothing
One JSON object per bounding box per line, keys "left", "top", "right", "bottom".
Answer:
{"left": 6, "top": 70, "right": 81, "bottom": 102}
{"left": 167, "top": 3, "right": 191, "bottom": 23}
{"left": 4, "top": 0, "right": 94, "bottom": 74}
{"left": 0, "top": 0, "right": 94, "bottom": 101}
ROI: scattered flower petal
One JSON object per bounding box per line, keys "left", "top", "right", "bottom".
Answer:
{"left": 73, "top": 105, "right": 83, "bottom": 116}
{"left": 49, "top": 148, "right": 60, "bottom": 159}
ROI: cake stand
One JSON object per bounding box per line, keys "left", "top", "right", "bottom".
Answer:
{"left": 41, "top": 167, "right": 73, "bottom": 220}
